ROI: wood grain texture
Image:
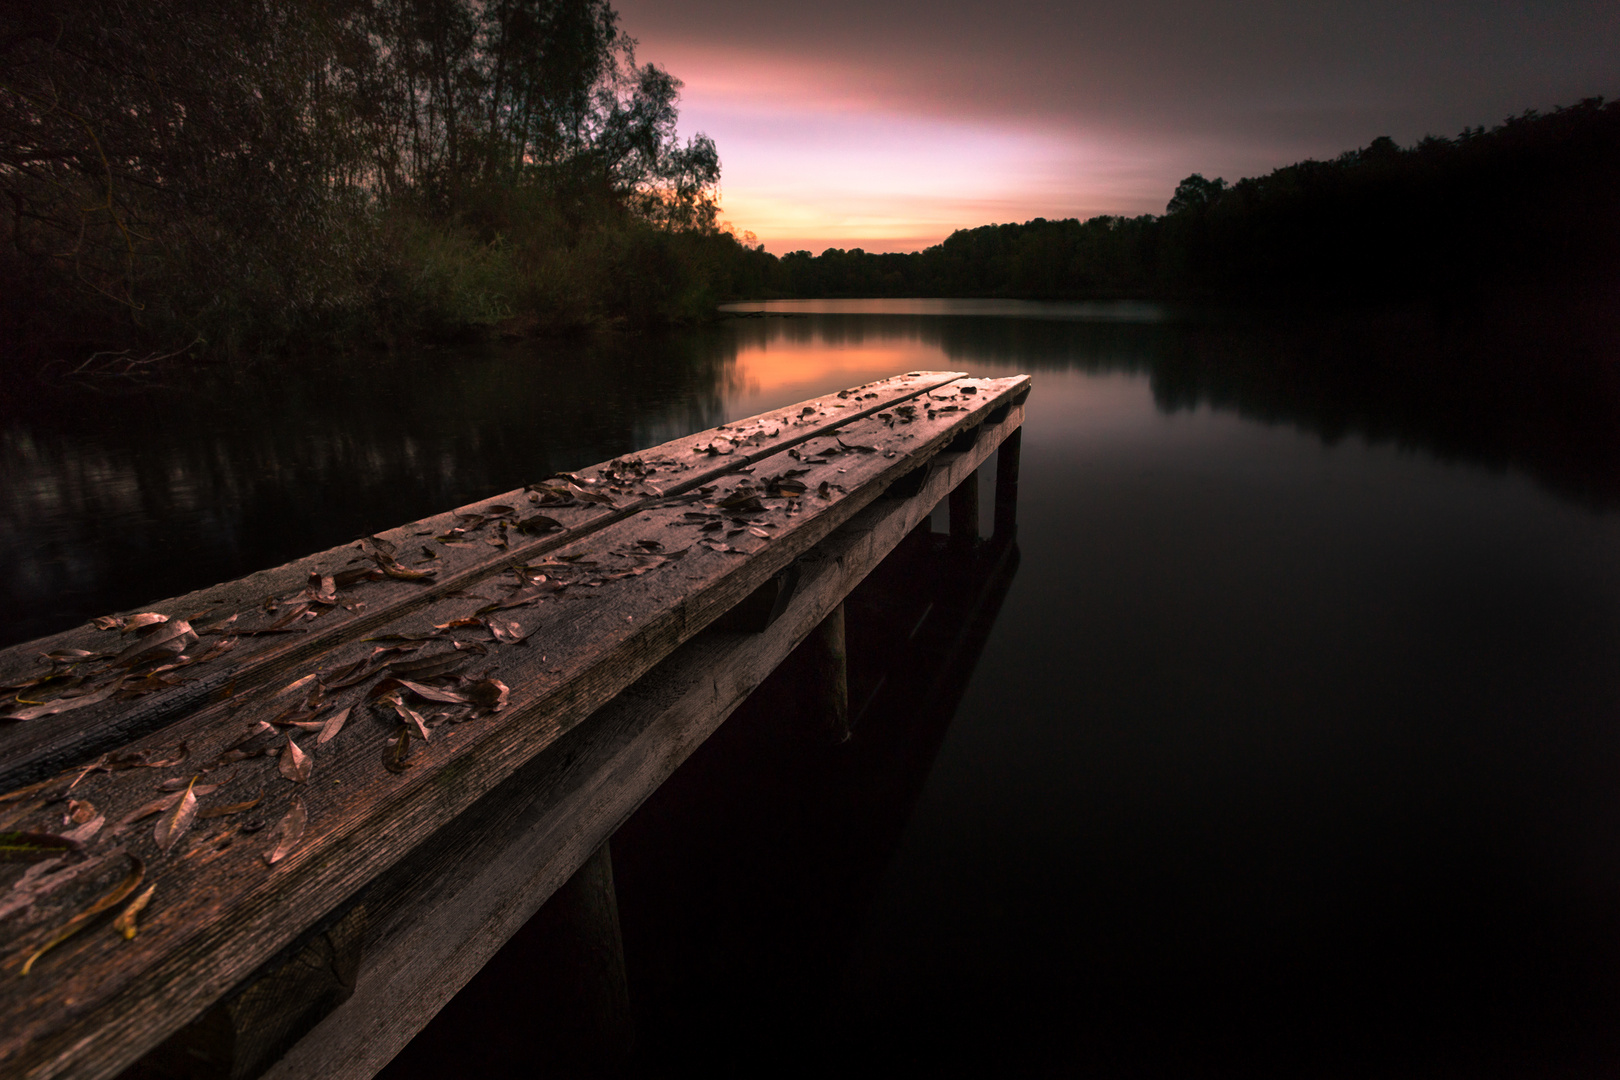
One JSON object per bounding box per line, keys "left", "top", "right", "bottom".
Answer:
{"left": 0, "top": 376, "right": 1028, "bottom": 1080}
{"left": 0, "top": 372, "right": 967, "bottom": 791}
{"left": 258, "top": 400, "right": 1026, "bottom": 1080}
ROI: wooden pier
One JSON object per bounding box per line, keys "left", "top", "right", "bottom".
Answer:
{"left": 0, "top": 371, "right": 1030, "bottom": 1080}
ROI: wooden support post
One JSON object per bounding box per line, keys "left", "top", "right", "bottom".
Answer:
{"left": 363, "top": 842, "right": 634, "bottom": 1080}
{"left": 949, "top": 470, "right": 979, "bottom": 549}
{"left": 526, "top": 840, "right": 634, "bottom": 1068}
{"left": 994, "top": 426, "right": 1022, "bottom": 540}
{"left": 806, "top": 603, "right": 850, "bottom": 742}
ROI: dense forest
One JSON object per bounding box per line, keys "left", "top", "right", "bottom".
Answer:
{"left": 2, "top": 0, "right": 1616, "bottom": 365}
{"left": 0, "top": 0, "right": 763, "bottom": 360}
{"left": 769, "top": 98, "right": 1620, "bottom": 304}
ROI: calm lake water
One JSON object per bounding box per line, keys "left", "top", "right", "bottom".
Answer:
{"left": 8, "top": 299, "right": 1620, "bottom": 1074}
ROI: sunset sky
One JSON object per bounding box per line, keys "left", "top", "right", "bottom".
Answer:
{"left": 612, "top": 0, "right": 1619, "bottom": 254}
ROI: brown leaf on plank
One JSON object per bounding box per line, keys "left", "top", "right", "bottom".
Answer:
{"left": 141, "top": 743, "right": 189, "bottom": 769}
{"left": 317, "top": 705, "right": 352, "bottom": 745}
{"left": 279, "top": 738, "right": 312, "bottom": 783}
{"left": 123, "top": 613, "right": 170, "bottom": 631}
{"left": 62, "top": 815, "right": 104, "bottom": 844}
{"left": 153, "top": 779, "right": 200, "bottom": 854}
{"left": 43, "top": 648, "right": 107, "bottom": 664}
{"left": 395, "top": 680, "right": 469, "bottom": 705}
{"left": 263, "top": 800, "right": 307, "bottom": 866}
{"left": 432, "top": 616, "right": 483, "bottom": 633}
{"left": 21, "top": 856, "right": 144, "bottom": 975}
{"left": 113, "top": 784, "right": 221, "bottom": 835}
{"left": 0, "top": 832, "right": 81, "bottom": 863}
{"left": 484, "top": 617, "right": 532, "bottom": 645}
{"left": 373, "top": 555, "right": 436, "bottom": 582}
{"left": 3, "top": 681, "right": 123, "bottom": 722}
{"left": 113, "top": 884, "right": 157, "bottom": 940}
{"left": 0, "top": 851, "right": 118, "bottom": 922}
{"left": 383, "top": 730, "right": 416, "bottom": 773}
{"left": 332, "top": 566, "right": 383, "bottom": 588}
{"left": 515, "top": 514, "right": 565, "bottom": 535}
{"left": 467, "top": 679, "right": 510, "bottom": 715}
{"left": 386, "top": 652, "right": 471, "bottom": 681}
{"left": 718, "top": 493, "right": 764, "bottom": 512}
{"left": 200, "top": 795, "right": 262, "bottom": 820}
{"left": 305, "top": 573, "right": 338, "bottom": 605}
{"left": 115, "top": 620, "right": 197, "bottom": 667}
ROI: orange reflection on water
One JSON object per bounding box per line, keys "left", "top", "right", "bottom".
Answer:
{"left": 725, "top": 340, "right": 949, "bottom": 415}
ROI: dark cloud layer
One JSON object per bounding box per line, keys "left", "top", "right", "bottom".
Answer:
{"left": 614, "top": 0, "right": 1619, "bottom": 247}
{"left": 623, "top": 0, "right": 1616, "bottom": 144}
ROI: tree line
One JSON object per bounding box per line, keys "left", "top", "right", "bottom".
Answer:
{"left": 0, "top": 0, "right": 759, "bottom": 360}
{"left": 3, "top": 4, "right": 1616, "bottom": 367}
{"left": 760, "top": 98, "right": 1620, "bottom": 306}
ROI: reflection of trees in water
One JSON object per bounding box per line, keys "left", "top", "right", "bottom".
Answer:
{"left": 760, "top": 306, "right": 1620, "bottom": 510}
{"left": 0, "top": 332, "right": 741, "bottom": 647}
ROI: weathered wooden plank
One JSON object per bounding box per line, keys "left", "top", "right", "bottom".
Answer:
{"left": 0, "top": 376, "right": 1029, "bottom": 1080}
{"left": 253, "top": 396, "right": 1025, "bottom": 1080}
{"left": 0, "top": 372, "right": 968, "bottom": 791}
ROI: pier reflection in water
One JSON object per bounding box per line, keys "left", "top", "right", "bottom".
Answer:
{"left": 11, "top": 298, "right": 1620, "bottom": 1073}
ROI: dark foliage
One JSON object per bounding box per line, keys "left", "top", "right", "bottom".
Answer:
{"left": 760, "top": 99, "right": 1620, "bottom": 304}
{"left": 0, "top": 0, "right": 749, "bottom": 360}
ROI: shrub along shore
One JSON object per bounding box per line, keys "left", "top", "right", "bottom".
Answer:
{"left": 1, "top": 0, "right": 1614, "bottom": 368}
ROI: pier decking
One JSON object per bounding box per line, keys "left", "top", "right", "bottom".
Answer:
{"left": 0, "top": 371, "right": 1029, "bottom": 1080}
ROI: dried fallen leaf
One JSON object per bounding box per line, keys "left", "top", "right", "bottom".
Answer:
{"left": 271, "top": 675, "right": 319, "bottom": 703}
{"left": 396, "top": 680, "right": 468, "bottom": 705}
{"left": 115, "top": 620, "right": 197, "bottom": 667}
{"left": 467, "top": 679, "right": 510, "bottom": 714}
{"left": 373, "top": 555, "right": 436, "bottom": 582}
{"left": 516, "top": 514, "right": 565, "bottom": 535}
{"left": 383, "top": 730, "right": 415, "bottom": 773}
{"left": 279, "top": 738, "right": 312, "bottom": 783}
{"left": 114, "top": 784, "right": 220, "bottom": 834}
{"left": 200, "top": 795, "right": 263, "bottom": 820}
{"left": 484, "top": 618, "right": 530, "bottom": 645}
{"left": 141, "top": 744, "right": 190, "bottom": 769}
{"left": 124, "top": 613, "right": 170, "bottom": 631}
{"left": 263, "top": 800, "right": 306, "bottom": 865}
{"left": 308, "top": 574, "right": 338, "bottom": 605}
{"left": 62, "top": 815, "right": 104, "bottom": 844}
{"left": 114, "top": 884, "right": 156, "bottom": 940}
{"left": 0, "top": 832, "right": 81, "bottom": 864}
{"left": 153, "top": 779, "right": 200, "bottom": 854}
{"left": 21, "top": 856, "right": 144, "bottom": 975}
{"left": 0, "top": 851, "right": 119, "bottom": 921}
{"left": 3, "top": 682, "right": 123, "bottom": 722}
{"left": 317, "top": 705, "right": 351, "bottom": 745}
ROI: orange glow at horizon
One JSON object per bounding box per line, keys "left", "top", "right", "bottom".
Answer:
{"left": 649, "top": 47, "right": 1190, "bottom": 254}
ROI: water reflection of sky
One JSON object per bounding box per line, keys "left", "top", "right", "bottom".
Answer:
{"left": 8, "top": 301, "right": 1620, "bottom": 1071}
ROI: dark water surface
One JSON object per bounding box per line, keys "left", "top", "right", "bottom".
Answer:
{"left": 9, "top": 299, "right": 1620, "bottom": 1075}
